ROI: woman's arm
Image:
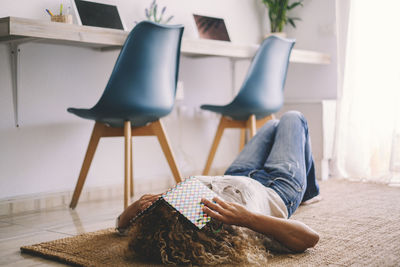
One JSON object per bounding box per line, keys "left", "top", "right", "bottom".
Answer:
{"left": 202, "top": 197, "right": 319, "bottom": 252}
{"left": 117, "top": 194, "right": 161, "bottom": 229}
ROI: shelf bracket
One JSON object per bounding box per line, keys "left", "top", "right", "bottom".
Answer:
{"left": 230, "top": 58, "right": 237, "bottom": 98}
{"left": 230, "top": 58, "right": 249, "bottom": 97}
{"left": 9, "top": 42, "right": 21, "bottom": 128}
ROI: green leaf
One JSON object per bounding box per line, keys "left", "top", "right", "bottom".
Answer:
{"left": 164, "top": 15, "right": 173, "bottom": 24}
{"left": 287, "top": 18, "right": 296, "bottom": 28}
{"left": 153, "top": 4, "right": 158, "bottom": 22}
{"left": 263, "top": 0, "right": 303, "bottom": 31}
{"left": 289, "top": 17, "right": 301, "bottom": 21}
{"left": 288, "top": 1, "right": 303, "bottom": 10}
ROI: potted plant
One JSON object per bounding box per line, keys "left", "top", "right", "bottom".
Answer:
{"left": 261, "top": 0, "right": 303, "bottom": 37}
{"left": 145, "top": 0, "right": 174, "bottom": 24}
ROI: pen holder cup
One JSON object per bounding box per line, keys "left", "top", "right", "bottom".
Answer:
{"left": 51, "top": 14, "right": 73, "bottom": 24}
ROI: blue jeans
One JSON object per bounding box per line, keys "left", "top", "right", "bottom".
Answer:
{"left": 224, "top": 111, "right": 319, "bottom": 218}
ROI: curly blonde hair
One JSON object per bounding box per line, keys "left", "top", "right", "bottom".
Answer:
{"left": 126, "top": 202, "right": 269, "bottom": 265}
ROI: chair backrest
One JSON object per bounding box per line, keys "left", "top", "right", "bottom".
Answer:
{"left": 93, "top": 21, "right": 184, "bottom": 116}
{"left": 232, "top": 36, "right": 295, "bottom": 114}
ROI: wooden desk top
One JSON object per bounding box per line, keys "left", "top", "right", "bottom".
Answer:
{"left": 0, "top": 17, "right": 330, "bottom": 64}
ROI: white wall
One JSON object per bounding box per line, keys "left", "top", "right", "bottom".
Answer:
{"left": 0, "top": 0, "right": 338, "bottom": 199}
{"left": 283, "top": 0, "right": 338, "bottom": 100}
{"left": 261, "top": 0, "right": 339, "bottom": 180}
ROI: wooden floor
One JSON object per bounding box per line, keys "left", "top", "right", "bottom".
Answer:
{"left": 0, "top": 198, "right": 129, "bottom": 266}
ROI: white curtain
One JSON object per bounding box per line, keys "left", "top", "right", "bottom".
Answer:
{"left": 332, "top": 0, "right": 400, "bottom": 183}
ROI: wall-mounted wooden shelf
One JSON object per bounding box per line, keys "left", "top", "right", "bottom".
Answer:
{"left": 0, "top": 17, "right": 331, "bottom": 64}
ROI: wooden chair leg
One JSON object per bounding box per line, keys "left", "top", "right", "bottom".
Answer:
{"left": 247, "top": 114, "right": 257, "bottom": 138}
{"left": 130, "top": 138, "right": 134, "bottom": 197}
{"left": 203, "top": 116, "right": 226, "bottom": 175}
{"left": 124, "top": 121, "right": 132, "bottom": 209}
{"left": 152, "top": 120, "right": 182, "bottom": 184}
{"left": 239, "top": 128, "right": 246, "bottom": 151}
{"left": 70, "top": 122, "right": 104, "bottom": 209}
{"left": 256, "top": 114, "right": 275, "bottom": 129}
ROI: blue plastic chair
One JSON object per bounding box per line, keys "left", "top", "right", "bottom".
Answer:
{"left": 201, "top": 36, "right": 295, "bottom": 175}
{"left": 68, "top": 21, "right": 184, "bottom": 209}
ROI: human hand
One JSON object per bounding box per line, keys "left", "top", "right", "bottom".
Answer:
{"left": 201, "top": 197, "right": 253, "bottom": 227}
{"left": 133, "top": 193, "right": 162, "bottom": 214}
{"left": 118, "top": 193, "right": 161, "bottom": 228}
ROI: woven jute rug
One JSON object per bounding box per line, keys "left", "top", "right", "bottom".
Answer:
{"left": 21, "top": 179, "right": 400, "bottom": 266}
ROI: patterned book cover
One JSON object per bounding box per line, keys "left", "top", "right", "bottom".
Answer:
{"left": 162, "top": 176, "right": 217, "bottom": 229}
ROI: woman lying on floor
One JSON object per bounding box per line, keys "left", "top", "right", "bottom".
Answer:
{"left": 116, "top": 111, "right": 321, "bottom": 265}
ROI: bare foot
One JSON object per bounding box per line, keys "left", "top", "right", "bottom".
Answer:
{"left": 301, "top": 195, "right": 322, "bottom": 206}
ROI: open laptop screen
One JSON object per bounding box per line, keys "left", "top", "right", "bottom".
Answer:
{"left": 74, "top": 0, "right": 124, "bottom": 30}
{"left": 193, "top": 14, "right": 230, "bottom": 42}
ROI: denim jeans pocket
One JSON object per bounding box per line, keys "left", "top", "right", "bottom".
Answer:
{"left": 274, "top": 177, "right": 302, "bottom": 192}
{"left": 273, "top": 177, "right": 303, "bottom": 215}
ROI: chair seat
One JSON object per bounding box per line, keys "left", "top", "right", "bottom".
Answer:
{"left": 67, "top": 107, "right": 169, "bottom": 127}
{"left": 200, "top": 103, "right": 277, "bottom": 121}
{"left": 201, "top": 36, "right": 294, "bottom": 122}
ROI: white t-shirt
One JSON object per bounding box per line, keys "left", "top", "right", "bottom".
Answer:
{"left": 195, "top": 175, "right": 288, "bottom": 219}
{"left": 195, "top": 175, "right": 292, "bottom": 252}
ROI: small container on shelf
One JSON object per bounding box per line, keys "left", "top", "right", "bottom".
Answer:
{"left": 50, "top": 14, "right": 73, "bottom": 24}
